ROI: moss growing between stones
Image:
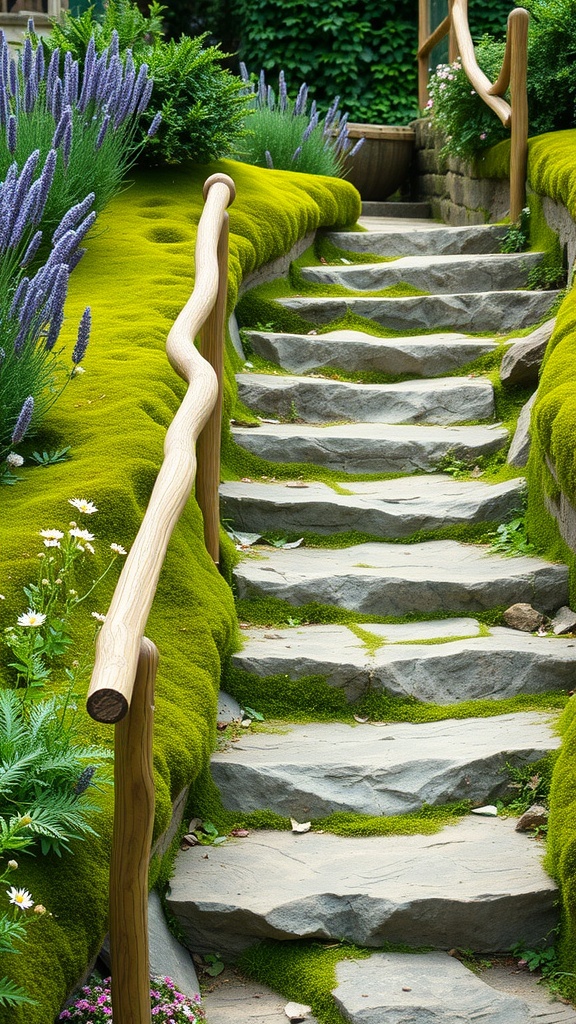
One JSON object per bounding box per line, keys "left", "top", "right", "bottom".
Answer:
{"left": 0, "top": 159, "right": 360, "bottom": 1022}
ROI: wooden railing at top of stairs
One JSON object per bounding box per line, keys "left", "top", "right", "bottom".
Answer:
{"left": 85, "top": 171, "right": 236, "bottom": 1024}
{"left": 417, "top": 0, "right": 529, "bottom": 221}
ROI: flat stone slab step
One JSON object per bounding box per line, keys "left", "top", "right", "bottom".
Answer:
{"left": 236, "top": 373, "right": 495, "bottom": 425}
{"left": 327, "top": 224, "right": 508, "bottom": 256}
{"left": 232, "top": 622, "right": 576, "bottom": 703}
{"left": 233, "top": 540, "right": 568, "bottom": 615}
{"left": 167, "top": 817, "right": 558, "bottom": 957}
{"left": 301, "top": 252, "right": 543, "bottom": 294}
{"left": 245, "top": 329, "right": 497, "bottom": 377}
{"left": 220, "top": 475, "right": 525, "bottom": 540}
{"left": 211, "top": 713, "right": 559, "bottom": 818}
{"left": 278, "top": 291, "right": 559, "bottom": 334}
{"left": 231, "top": 422, "right": 508, "bottom": 474}
{"left": 332, "top": 952, "right": 539, "bottom": 1024}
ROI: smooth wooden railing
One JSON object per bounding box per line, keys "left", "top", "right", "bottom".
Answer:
{"left": 86, "top": 172, "right": 235, "bottom": 1024}
{"left": 418, "top": 0, "right": 529, "bottom": 221}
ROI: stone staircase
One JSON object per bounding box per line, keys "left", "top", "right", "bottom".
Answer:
{"left": 168, "top": 216, "right": 576, "bottom": 1022}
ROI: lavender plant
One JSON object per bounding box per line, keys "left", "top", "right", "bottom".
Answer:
{"left": 234, "top": 67, "right": 363, "bottom": 177}
{"left": 0, "top": 151, "right": 93, "bottom": 482}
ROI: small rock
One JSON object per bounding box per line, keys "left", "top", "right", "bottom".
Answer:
{"left": 515, "top": 804, "right": 549, "bottom": 832}
{"left": 503, "top": 603, "right": 544, "bottom": 632}
{"left": 471, "top": 805, "right": 498, "bottom": 816}
{"left": 500, "top": 318, "right": 555, "bottom": 386}
{"left": 552, "top": 606, "right": 576, "bottom": 635}
{"left": 285, "top": 1001, "right": 312, "bottom": 1021}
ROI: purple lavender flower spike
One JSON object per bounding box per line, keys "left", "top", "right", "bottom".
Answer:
{"left": 279, "top": 70, "right": 287, "bottom": 113}
{"left": 258, "top": 69, "right": 266, "bottom": 106}
{"left": 310, "top": 99, "right": 317, "bottom": 120}
{"left": 32, "top": 149, "right": 57, "bottom": 224}
{"left": 147, "top": 111, "right": 162, "bottom": 138}
{"left": 73, "top": 209, "right": 96, "bottom": 246}
{"left": 95, "top": 111, "right": 110, "bottom": 149}
{"left": 265, "top": 149, "right": 274, "bottom": 168}
{"left": 61, "top": 119, "right": 72, "bottom": 167}
{"left": 8, "top": 59, "right": 17, "bottom": 97}
{"left": 21, "top": 37, "right": 33, "bottom": 83}
{"left": 72, "top": 307, "right": 91, "bottom": 364}
{"left": 51, "top": 77, "right": 63, "bottom": 121}
{"left": 267, "top": 84, "right": 274, "bottom": 111}
{"left": 67, "top": 246, "right": 86, "bottom": 272}
{"left": 44, "top": 296, "right": 66, "bottom": 353}
{"left": 294, "top": 82, "right": 308, "bottom": 117}
{"left": 50, "top": 229, "right": 80, "bottom": 266}
{"left": 104, "top": 54, "right": 123, "bottom": 105}
{"left": 78, "top": 38, "right": 96, "bottom": 111}
{"left": 349, "top": 138, "right": 365, "bottom": 157}
{"left": 69, "top": 60, "right": 79, "bottom": 106}
{"left": 52, "top": 105, "right": 71, "bottom": 149}
{"left": 11, "top": 396, "right": 34, "bottom": 445}
{"left": 34, "top": 42, "right": 44, "bottom": 83}
{"left": 24, "top": 73, "right": 38, "bottom": 114}
{"left": 0, "top": 87, "right": 8, "bottom": 129}
{"left": 109, "top": 29, "right": 119, "bottom": 58}
{"left": 7, "top": 113, "right": 16, "bottom": 153}
{"left": 53, "top": 192, "right": 95, "bottom": 244}
{"left": 1, "top": 34, "right": 9, "bottom": 85}
{"left": 46, "top": 47, "right": 60, "bottom": 99}
{"left": 125, "top": 49, "right": 135, "bottom": 77}
{"left": 136, "top": 77, "right": 153, "bottom": 116}
{"left": 291, "top": 146, "right": 302, "bottom": 162}
{"left": 323, "top": 95, "right": 340, "bottom": 134}
{"left": 26, "top": 17, "right": 34, "bottom": 34}
{"left": 127, "top": 62, "right": 149, "bottom": 117}
{"left": 20, "top": 230, "right": 42, "bottom": 268}
{"left": 9, "top": 276, "right": 29, "bottom": 317}
{"left": 12, "top": 149, "right": 40, "bottom": 213}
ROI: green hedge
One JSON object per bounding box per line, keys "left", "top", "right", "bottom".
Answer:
{"left": 0, "top": 159, "right": 360, "bottom": 1023}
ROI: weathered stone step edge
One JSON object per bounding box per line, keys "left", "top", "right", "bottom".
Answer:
{"left": 231, "top": 422, "right": 508, "bottom": 475}
{"left": 233, "top": 540, "right": 569, "bottom": 616}
{"left": 333, "top": 952, "right": 543, "bottom": 1024}
{"left": 301, "top": 252, "right": 543, "bottom": 294}
{"left": 211, "top": 713, "right": 559, "bottom": 818}
{"left": 166, "top": 817, "right": 558, "bottom": 957}
{"left": 235, "top": 373, "right": 495, "bottom": 425}
{"left": 326, "top": 224, "right": 508, "bottom": 256}
{"left": 245, "top": 329, "right": 497, "bottom": 377}
{"left": 220, "top": 475, "right": 524, "bottom": 540}
{"left": 278, "top": 290, "right": 559, "bottom": 333}
{"left": 231, "top": 623, "right": 576, "bottom": 704}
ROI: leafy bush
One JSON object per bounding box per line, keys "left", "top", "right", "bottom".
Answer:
{"left": 44, "top": 0, "right": 249, "bottom": 165}
{"left": 235, "top": 68, "right": 363, "bottom": 176}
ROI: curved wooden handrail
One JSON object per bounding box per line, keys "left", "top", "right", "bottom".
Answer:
{"left": 418, "top": 0, "right": 529, "bottom": 220}
{"left": 86, "top": 172, "right": 236, "bottom": 725}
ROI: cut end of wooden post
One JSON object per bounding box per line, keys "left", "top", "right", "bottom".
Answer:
{"left": 203, "top": 173, "right": 236, "bottom": 206}
{"left": 87, "top": 688, "right": 129, "bottom": 724}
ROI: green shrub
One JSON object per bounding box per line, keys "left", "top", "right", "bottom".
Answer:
{"left": 44, "top": 0, "right": 249, "bottom": 166}
{"left": 234, "top": 69, "right": 363, "bottom": 176}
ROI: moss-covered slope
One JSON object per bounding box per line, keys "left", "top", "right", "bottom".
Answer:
{"left": 0, "top": 159, "right": 360, "bottom": 1022}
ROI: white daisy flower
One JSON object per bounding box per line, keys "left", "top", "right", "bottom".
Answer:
{"left": 17, "top": 610, "right": 46, "bottom": 627}
{"left": 7, "top": 887, "right": 34, "bottom": 910}
{"left": 69, "top": 528, "right": 94, "bottom": 542}
{"left": 39, "top": 529, "right": 64, "bottom": 540}
{"left": 110, "top": 543, "right": 127, "bottom": 555}
{"left": 68, "top": 498, "right": 98, "bottom": 514}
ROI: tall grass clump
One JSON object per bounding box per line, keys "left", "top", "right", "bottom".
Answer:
{"left": 235, "top": 67, "right": 363, "bottom": 176}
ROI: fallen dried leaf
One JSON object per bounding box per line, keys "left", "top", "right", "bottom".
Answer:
{"left": 353, "top": 714, "right": 370, "bottom": 724}
{"left": 290, "top": 818, "right": 311, "bottom": 833}
{"left": 230, "top": 828, "right": 250, "bottom": 838}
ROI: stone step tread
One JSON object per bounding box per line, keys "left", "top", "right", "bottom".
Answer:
{"left": 278, "top": 291, "right": 559, "bottom": 333}
{"left": 301, "top": 252, "right": 543, "bottom": 293}
{"left": 245, "top": 329, "right": 497, "bottom": 377}
{"left": 326, "top": 224, "right": 508, "bottom": 256}
{"left": 333, "top": 952, "right": 576, "bottom": 1024}
{"left": 231, "top": 422, "right": 508, "bottom": 475}
{"left": 211, "top": 713, "right": 559, "bottom": 819}
{"left": 235, "top": 373, "right": 495, "bottom": 425}
{"left": 360, "top": 201, "right": 432, "bottom": 218}
{"left": 167, "top": 817, "right": 558, "bottom": 957}
{"left": 221, "top": 475, "right": 524, "bottom": 540}
{"left": 233, "top": 539, "right": 568, "bottom": 616}
{"left": 232, "top": 622, "right": 576, "bottom": 703}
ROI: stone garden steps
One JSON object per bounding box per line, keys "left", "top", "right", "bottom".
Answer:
{"left": 244, "top": 329, "right": 498, "bottom": 376}
{"left": 235, "top": 373, "right": 495, "bottom": 424}
{"left": 232, "top": 622, "right": 576, "bottom": 704}
{"left": 210, "top": 714, "right": 559, "bottom": 818}
{"left": 326, "top": 223, "right": 508, "bottom": 256}
{"left": 278, "top": 290, "right": 559, "bottom": 333}
{"left": 231, "top": 422, "right": 509, "bottom": 474}
{"left": 301, "top": 252, "right": 543, "bottom": 293}
{"left": 233, "top": 540, "right": 568, "bottom": 615}
{"left": 220, "top": 475, "right": 525, "bottom": 539}
{"left": 167, "top": 817, "right": 558, "bottom": 958}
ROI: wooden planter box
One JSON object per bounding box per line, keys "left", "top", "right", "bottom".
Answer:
{"left": 343, "top": 124, "right": 416, "bottom": 201}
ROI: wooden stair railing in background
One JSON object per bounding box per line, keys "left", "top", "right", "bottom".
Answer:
{"left": 417, "top": 0, "right": 529, "bottom": 221}
{"left": 86, "top": 172, "right": 236, "bottom": 1024}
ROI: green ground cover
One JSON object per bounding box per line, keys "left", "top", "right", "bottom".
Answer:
{"left": 0, "top": 158, "right": 359, "bottom": 1022}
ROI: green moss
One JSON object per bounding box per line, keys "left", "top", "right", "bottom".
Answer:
{"left": 0, "top": 158, "right": 361, "bottom": 1022}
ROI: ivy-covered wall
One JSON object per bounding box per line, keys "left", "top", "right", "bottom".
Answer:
{"left": 0, "top": 159, "right": 360, "bottom": 1023}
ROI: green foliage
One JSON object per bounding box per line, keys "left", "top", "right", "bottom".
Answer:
{"left": 500, "top": 756, "right": 554, "bottom": 814}
{"left": 489, "top": 517, "right": 535, "bottom": 557}
{"left": 500, "top": 207, "right": 531, "bottom": 253}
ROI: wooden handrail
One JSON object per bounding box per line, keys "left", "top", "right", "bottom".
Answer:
{"left": 418, "top": 0, "right": 529, "bottom": 220}
{"left": 85, "top": 172, "right": 235, "bottom": 1024}
{"left": 86, "top": 172, "right": 235, "bottom": 726}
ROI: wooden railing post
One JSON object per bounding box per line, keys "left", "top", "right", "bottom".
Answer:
{"left": 418, "top": 0, "right": 431, "bottom": 109}
{"left": 197, "top": 173, "right": 235, "bottom": 564}
{"left": 508, "top": 7, "right": 529, "bottom": 222}
{"left": 110, "top": 637, "right": 157, "bottom": 1024}
{"left": 448, "top": 0, "right": 458, "bottom": 63}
